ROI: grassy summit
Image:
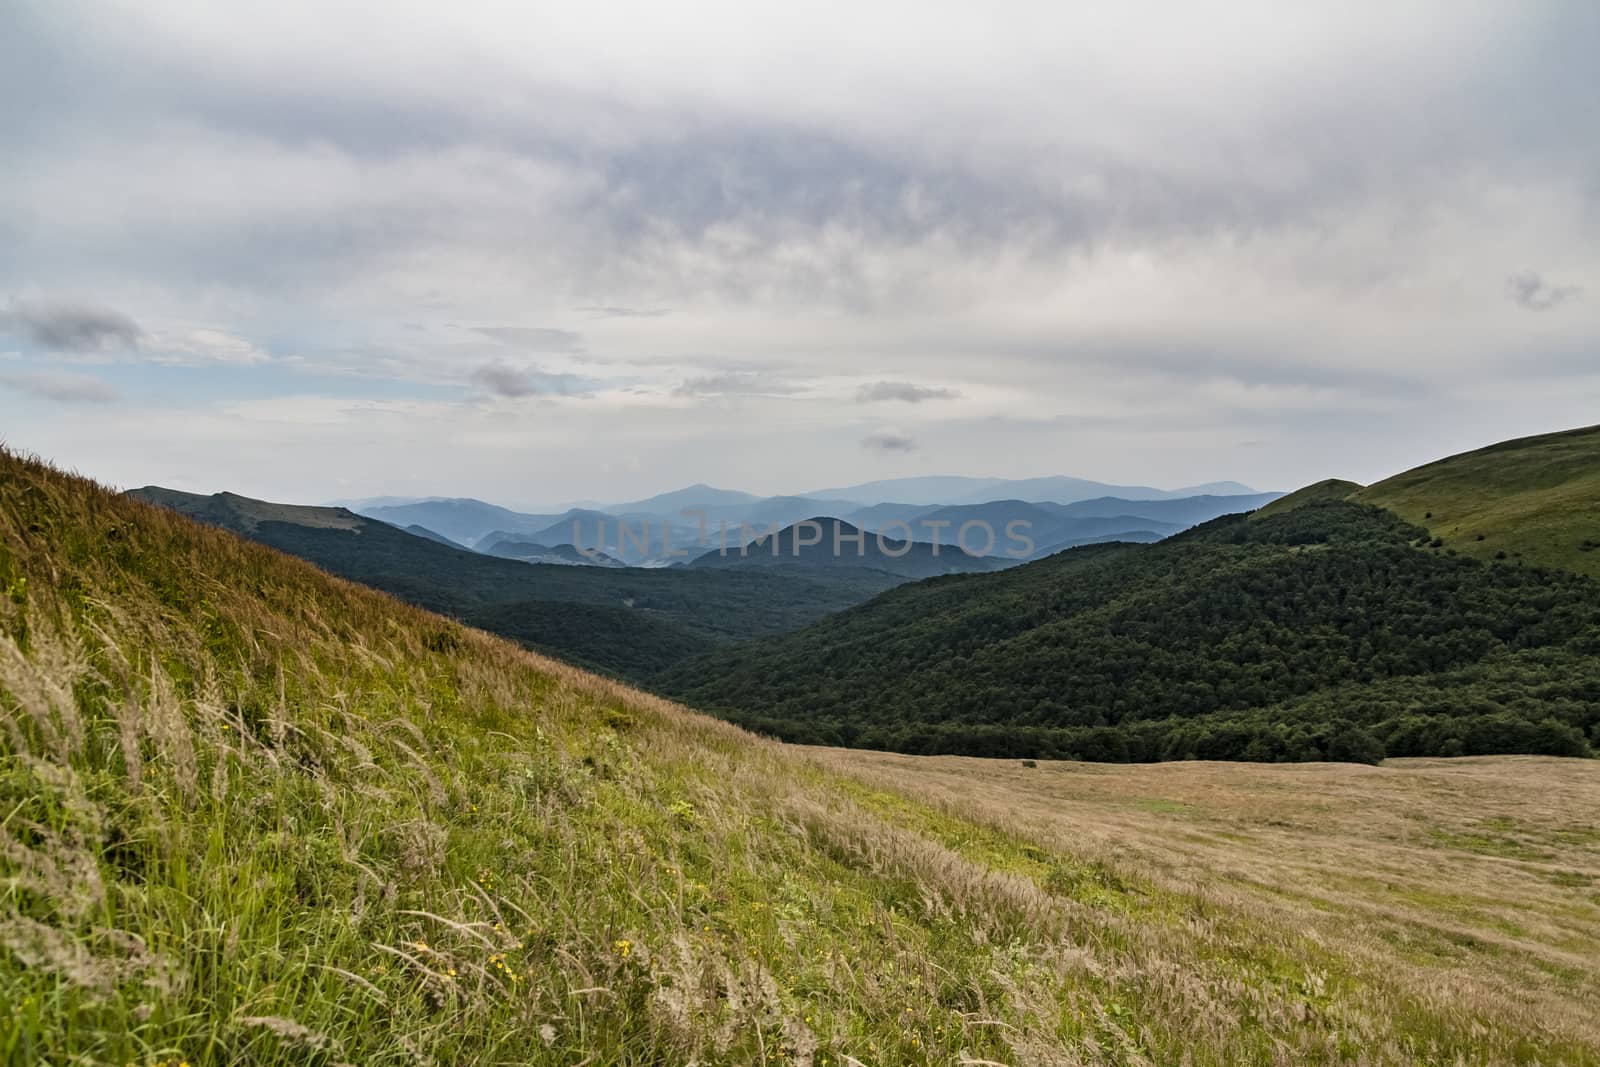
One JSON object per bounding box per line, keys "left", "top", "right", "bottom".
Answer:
{"left": 1250, "top": 478, "right": 1364, "bottom": 521}
{"left": 2, "top": 447, "right": 1597, "bottom": 1064}
{"left": 1356, "top": 424, "right": 1600, "bottom": 578}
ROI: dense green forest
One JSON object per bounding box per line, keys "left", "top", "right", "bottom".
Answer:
{"left": 658, "top": 500, "right": 1600, "bottom": 762}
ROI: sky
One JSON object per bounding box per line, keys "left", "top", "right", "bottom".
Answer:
{"left": 2, "top": 1, "right": 1597, "bottom": 509}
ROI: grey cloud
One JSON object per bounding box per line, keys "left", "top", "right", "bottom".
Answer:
{"left": 674, "top": 372, "right": 805, "bottom": 398}
{"left": 857, "top": 381, "right": 957, "bottom": 403}
{"left": 1505, "top": 270, "right": 1582, "bottom": 311}
{"left": 0, "top": 370, "right": 119, "bottom": 403}
{"left": 471, "top": 362, "right": 541, "bottom": 397}
{"left": 473, "top": 327, "right": 585, "bottom": 353}
{"left": 469, "top": 361, "right": 591, "bottom": 398}
{"left": 861, "top": 432, "right": 918, "bottom": 453}
{"left": 7, "top": 8, "right": 1597, "bottom": 320}
{"left": 2, "top": 298, "right": 143, "bottom": 351}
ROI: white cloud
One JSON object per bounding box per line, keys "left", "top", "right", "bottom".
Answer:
{"left": 145, "top": 326, "right": 271, "bottom": 365}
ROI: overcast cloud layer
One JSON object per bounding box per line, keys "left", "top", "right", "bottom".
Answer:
{"left": 2, "top": 1, "right": 1597, "bottom": 506}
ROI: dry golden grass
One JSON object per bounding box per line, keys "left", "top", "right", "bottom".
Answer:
{"left": 818, "top": 748, "right": 1600, "bottom": 1052}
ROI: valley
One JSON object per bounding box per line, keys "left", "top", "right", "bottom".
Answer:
{"left": 124, "top": 479, "right": 1273, "bottom": 686}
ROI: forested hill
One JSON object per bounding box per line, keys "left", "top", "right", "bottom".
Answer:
{"left": 657, "top": 499, "right": 1600, "bottom": 763}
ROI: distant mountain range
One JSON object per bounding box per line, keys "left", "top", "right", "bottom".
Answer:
{"left": 802, "top": 475, "right": 1259, "bottom": 507}
{"left": 350, "top": 476, "right": 1280, "bottom": 565}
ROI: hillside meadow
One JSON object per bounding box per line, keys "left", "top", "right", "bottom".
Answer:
{"left": 1, "top": 446, "right": 1597, "bottom": 1065}
{"left": 1358, "top": 424, "right": 1600, "bottom": 580}
{"left": 823, "top": 749, "right": 1600, "bottom": 1055}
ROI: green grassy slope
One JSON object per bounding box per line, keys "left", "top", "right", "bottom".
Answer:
{"left": 659, "top": 500, "right": 1600, "bottom": 762}
{"left": 1251, "top": 478, "right": 1363, "bottom": 520}
{"left": 1355, "top": 424, "right": 1600, "bottom": 578}
{"left": 9, "top": 450, "right": 1600, "bottom": 1063}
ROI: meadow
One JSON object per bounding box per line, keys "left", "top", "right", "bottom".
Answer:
{"left": 824, "top": 749, "right": 1600, "bottom": 1057}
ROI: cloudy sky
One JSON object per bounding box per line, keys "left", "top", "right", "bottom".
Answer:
{"left": 2, "top": 2, "right": 1596, "bottom": 507}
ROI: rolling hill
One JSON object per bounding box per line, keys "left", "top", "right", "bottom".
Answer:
{"left": 1244, "top": 426, "right": 1600, "bottom": 578}
{"left": 900, "top": 501, "right": 1179, "bottom": 557}
{"left": 660, "top": 472, "right": 1600, "bottom": 762}
{"left": 480, "top": 537, "right": 625, "bottom": 567}
{"left": 1356, "top": 424, "right": 1600, "bottom": 578}
{"left": 1054, "top": 491, "right": 1283, "bottom": 525}
{"left": 8, "top": 447, "right": 1596, "bottom": 1063}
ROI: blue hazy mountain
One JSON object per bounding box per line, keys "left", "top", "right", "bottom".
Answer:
{"left": 810, "top": 474, "right": 1265, "bottom": 507}
{"left": 402, "top": 524, "right": 469, "bottom": 549}
{"left": 355, "top": 482, "right": 1278, "bottom": 561}
{"left": 688, "top": 519, "right": 1009, "bottom": 578}
{"left": 611, "top": 483, "right": 762, "bottom": 516}
{"left": 361, "top": 498, "right": 559, "bottom": 545}
{"left": 842, "top": 495, "right": 1281, "bottom": 557}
